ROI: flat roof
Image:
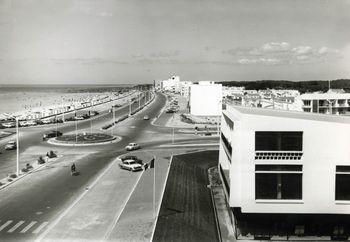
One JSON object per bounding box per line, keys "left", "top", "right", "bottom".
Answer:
{"left": 300, "top": 93, "right": 350, "bottom": 100}
{"left": 230, "top": 105, "right": 350, "bottom": 124}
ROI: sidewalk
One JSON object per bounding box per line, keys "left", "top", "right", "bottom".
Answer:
{"left": 37, "top": 149, "right": 172, "bottom": 242}
{"left": 208, "top": 167, "right": 237, "bottom": 242}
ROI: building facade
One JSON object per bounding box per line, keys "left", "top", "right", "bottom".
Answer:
{"left": 299, "top": 92, "right": 350, "bottom": 115}
{"left": 219, "top": 105, "right": 350, "bottom": 239}
{"left": 189, "top": 81, "right": 222, "bottom": 116}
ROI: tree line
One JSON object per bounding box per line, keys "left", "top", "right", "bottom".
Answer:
{"left": 219, "top": 79, "right": 350, "bottom": 93}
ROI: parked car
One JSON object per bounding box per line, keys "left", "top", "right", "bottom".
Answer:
{"left": 143, "top": 115, "right": 150, "bottom": 120}
{"left": 41, "top": 119, "right": 53, "bottom": 124}
{"left": 5, "top": 141, "right": 17, "bottom": 150}
{"left": 74, "top": 116, "right": 85, "bottom": 120}
{"left": 43, "top": 130, "right": 63, "bottom": 140}
{"left": 119, "top": 160, "right": 143, "bottom": 172}
{"left": 2, "top": 122, "right": 15, "bottom": 128}
{"left": 166, "top": 109, "right": 175, "bottom": 113}
{"left": 125, "top": 143, "right": 141, "bottom": 151}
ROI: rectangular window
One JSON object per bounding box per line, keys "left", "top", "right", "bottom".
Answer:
{"left": 255, "top": 165, "right": 302, "bottom": 200}
{"left": 220, "top": 165, "right": 230, "bottom": 196}
{"left": 255, "top": 132, "right": 303, "bottom": 151}
{"left": 336, "top": 166, "right": 350, "bottom": 200}
{"left": 221, "top": 133, "right": 232, "bottom": 158}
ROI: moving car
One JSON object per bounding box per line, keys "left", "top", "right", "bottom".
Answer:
{"left": 119, "top": 159, "right": 143, "bottom": 172}
{"left": 5, "top": 141, "right": 17, "bottom": 150}
{"left": 117, "top": 155, "right": 143, "bottom": 165}
{"left": 143, "top": 115, "right": 150, "bottom": 120}
{"left": 43, "top": 130, "right": 63, "bottom": 140}
{"left": 125, "top": 143, "right": 141, "bottom": 151}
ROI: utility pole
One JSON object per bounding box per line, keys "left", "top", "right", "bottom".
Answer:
{"left": 138, "top": 86, "right": 141, "bottom": 109}
{"left": 55, "top": 114, "right": 58, "bottom": 134}
{"left": 112, "top": 106, "right": 115, "bottom": 136}
{"left": 16, "top": 118, "right": 19, "bottom": 177}
{"left": 75, "top": 119, "right": 78, "bottom": 143}
{"left": 153, "top": 157, "right": 156, "bottom": 219}
{"left": 90, "top": 101, "right": 93, "bottom": 134}
{"left": 129, "top": 96, "right": 132, "bottom": 116}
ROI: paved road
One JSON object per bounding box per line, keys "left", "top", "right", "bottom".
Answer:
{"left": 0, "top": 91, "right": 219, "bottom": 241}
{"left": 0, "top": 91, "right": 149, "bottom": 178}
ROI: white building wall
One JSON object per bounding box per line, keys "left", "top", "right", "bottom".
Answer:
{"left": 190, "top": 83, "right": 222, "bottom": 116}
{"left": 220, "top": 106, "right": 350, "bottom": 214}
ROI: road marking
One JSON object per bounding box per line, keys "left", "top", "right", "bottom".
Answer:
{"left": 35, "top": 157, "right": 119, "bottom": 242}
{"left": 103, "top": 170, "right": 144, "bottom": 240}
{"left": 7, "top": 220, "right": 25, "bottom": 233}
{"left": 20, "top": 221, "right": 37, "bottom": 233}
{"left": 0, "top": 220, "right": 13, "bottom": 232}
{"left": 159, "top": 143, "right": 219, "bottom": 148}
{"left": 32, "top": 222, "right": 49, "bottom": 234}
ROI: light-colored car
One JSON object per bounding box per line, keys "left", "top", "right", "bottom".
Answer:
{"left": 125, "top": 143, "right": 141, "bottom": 151}
{"left": 119, "top": 160, "right": 143, "bottom": 172}
{"left": 5, "top": 141, "right": 17, "bottom": 150}
{"left": 2, "top": 122, "right": 15, "bottom": 128}
{"left": 143, "top": 115, "right": 150, "bottom": 120}
{"left": 117, "top": 155, "right": 142, "bottom": 164}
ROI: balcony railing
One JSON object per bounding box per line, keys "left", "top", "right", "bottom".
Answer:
{"left": 255, "top": 151, "right": 303, "bottom": 160}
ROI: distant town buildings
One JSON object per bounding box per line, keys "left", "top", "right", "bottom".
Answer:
{"left": 298, "top": 89, "right": 350, "bottom": 115}
{"left": 219, "top": 105, "right": 350, "bottom": 239}
{"left": 189, "top": 81, "right": 222, "bottom": 116}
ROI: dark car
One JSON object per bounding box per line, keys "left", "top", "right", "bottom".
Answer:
{"left": 43, "top": 130, "right": 63, "bottom": 140}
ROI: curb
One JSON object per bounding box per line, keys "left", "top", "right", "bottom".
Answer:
{"left": 209, "top": 184, "right": 223, "bottom": 242}
{"left": 47, "top": 136, "right": 121, "bottom": 147}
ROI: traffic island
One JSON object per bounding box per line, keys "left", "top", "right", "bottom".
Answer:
{"left": 48, "top": 133, "right": 120, "bottom": 146}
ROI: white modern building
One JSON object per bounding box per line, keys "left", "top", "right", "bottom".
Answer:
{"left": 219, "top": 105, "right": 350, "bottom": 239}
{"left": 179, "top": 81, "right": 193, "bottom": 97}
{"left": 189, "top": 81, "right": 222, "bottom": 116}
{"left": 299, "top": 91, "right": 350, "bottom": 115}
{"left": 161, "top": 76, "right": 181, "bottom": 92}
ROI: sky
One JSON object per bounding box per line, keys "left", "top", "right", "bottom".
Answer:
{"left": 1, "top": 0, "right": 350, "bottom": 84}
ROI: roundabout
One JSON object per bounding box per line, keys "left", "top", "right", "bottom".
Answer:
{"left": 47, "top": 132, "right": 121, "bottom": 146}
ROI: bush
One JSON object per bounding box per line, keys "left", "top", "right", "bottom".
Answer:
{"left": 26, "top": 163, "right": 33, "bottom": 169}
{"left": 46, "top": 150, "right": 57, "bottom": 158}
{"left": 38, "top": 156, "right": 46, "bottom": 164}
{"left": 9, "top": 173, "right": 17, "bottom": 178}
{"left": 7, "top": 178, "right": 12, "bottom": 182}
{"left": 0, "top": 182, "right": 3, "bottom": 186}
{"left": 21, "top": 168, "right": 28, "bottom": 173}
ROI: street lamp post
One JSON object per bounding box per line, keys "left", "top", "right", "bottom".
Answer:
{"left": 172, "top": 127, "right": 175, "bottom": 144}
{"left": 138, "top": 87, "right": 141, "bottom": 109}
{"left": 16, "top": 117, "right": 19, "bottom": 177}
{"left": 90, "top": 101, "right": 93, "bottom": 134}
{"left": 74, "top": 106, "right": 78, "bottom": 143}
{"left": 112, "top": 106, "right": 115, "bottom": 136}
{"left": 129, "top": 97, "right": 132, "bottom": 116}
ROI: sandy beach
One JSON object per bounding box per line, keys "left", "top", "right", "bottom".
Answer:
{"left": 0, "top": 86, "right": 137, "bottom": 122}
